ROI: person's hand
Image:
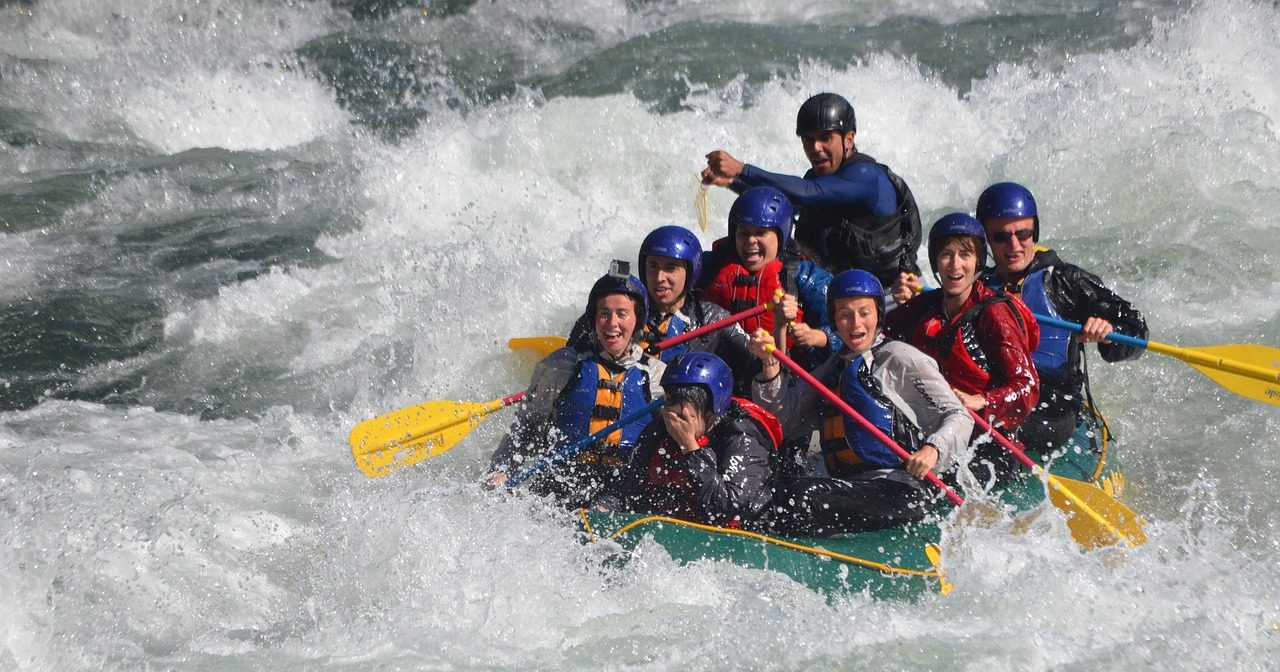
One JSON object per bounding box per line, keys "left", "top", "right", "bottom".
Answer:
{"left": 778, "top": 293, "right": 800, "bottom": 323}
{"left": 891, "top": 271, "right": 921, "bottom": 305}
{"left": 663, "top": 401, "right": 707, "bottom": 454}
{"left": 748, "top": 327, "right": 780, "bottom": 368}
{"left": 905, "top": 444, "right": 939, "bottom": 479}
{"left": 482, "top": 471, "right": 509, "bottom": 490}
{"left": 952, "top": 388, "right": 987, "bottom": 412}
{"left": 702, "top": 150, "right": 744, "bottom": 187}
{"left": 1079, "top": 316, "right": 1115, "bottom": 343}
{"left": 788, "top": 321, "right": 828, "bottom": 349}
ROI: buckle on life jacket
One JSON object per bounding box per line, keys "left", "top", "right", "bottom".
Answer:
{"left": 733, "top": 274, "right": 760, "bottom": 287}
{"left": 596, "top": 377, "right": 623, "bottom": 392}
{"left": 591, "top": 404, "right": 622, "bottom": 422}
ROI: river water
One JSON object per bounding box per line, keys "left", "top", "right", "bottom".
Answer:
{"left": 2, "top": 0, "right": 1279, "bottom": 668}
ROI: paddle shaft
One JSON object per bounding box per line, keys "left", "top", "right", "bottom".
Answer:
{"left": 505, "top": 398, "right": 665, "bottom": 488}
{"left": 767, "top": 347, "right": 965, "bottom": 506}
{"left": 652, "top": 302, "right": 769, "bottom": 351}
{"left": 1035, "top": 313, "right": 1280, "bottom": 385}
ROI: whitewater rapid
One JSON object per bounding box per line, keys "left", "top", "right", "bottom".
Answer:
{"left": 2, "top": 0, "right": 1279, "bottom": 668}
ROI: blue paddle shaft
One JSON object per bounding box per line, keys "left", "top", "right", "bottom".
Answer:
{"left": 505, "top": 398, "right": 663, "bottom": 488}
{"left": 1034, "top": 313, "right": 1149, "bottom": 349}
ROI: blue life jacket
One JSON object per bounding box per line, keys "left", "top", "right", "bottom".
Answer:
{"left": 553, "top": 358, "right": 652, "bottom": 460}
{"left": 649, "top": 312, "right": 692, "bottom": 363}
{"left": 1018, "top": 268, "right": 1072, "bottom": 382}
{"left": 837, "top": 354, "right": 902, "bottom": 469}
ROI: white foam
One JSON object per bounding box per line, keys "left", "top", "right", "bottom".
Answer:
{"left": 123, "top": 66, "right": 350, "bottom": 153}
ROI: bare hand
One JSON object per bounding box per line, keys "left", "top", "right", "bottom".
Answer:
{"left": 905, "top": 444, "right": 939, "bottom": 479}
{"left": 748, "top": 328, "right": 779, "bottom": 361}
{"left": 702, "top": 150, "right": 745, "bottom": 187}
{"left": 788, "top": 321, "right": 829, "bottom": 348}
{"left": 482, "top": 471, "right": 509, "bottom": 490}
{"left": 891, "top": 271, "right": 921, "bottom": 305}
{"left": 663, "top": 401, "right": 707, "bottom": 453}
{"left": 952, "top": 388, "right": 987, "bottom": 412}
{"left": 1079, "top": 316, "right": 1114, "bottom": 343}
{"left": 779, "top": 293, "right": 800, "bottom": 322}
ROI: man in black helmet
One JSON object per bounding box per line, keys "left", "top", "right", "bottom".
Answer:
{"left": 701, "top": 92, "right": 922, "bottom": 297}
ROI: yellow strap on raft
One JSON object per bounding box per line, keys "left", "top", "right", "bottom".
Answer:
{"left": 578, "top": 510, "right": 947, "bottom": 582}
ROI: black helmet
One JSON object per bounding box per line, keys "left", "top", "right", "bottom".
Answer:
{"left": 795, "top": 93, "right": 856, "bottom": 136}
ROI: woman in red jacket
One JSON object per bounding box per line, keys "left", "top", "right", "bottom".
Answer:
{"left": 884, "top": 213, "right": 1040, "bottom": 486}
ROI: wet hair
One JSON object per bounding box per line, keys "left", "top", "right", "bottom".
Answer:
{"left": 663, "top": 384, "right": 717, "bottom": 426}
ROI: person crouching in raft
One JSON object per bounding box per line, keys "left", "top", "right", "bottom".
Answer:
{"left": 486, "top": 263, "right": 666, "bottom": 508}
{"left": 885, "top": 214, "right": 1040, "bottom": 486}
{"left": 748, "top": 270, "right": 973, "bottom": 536}
{"left": 594, "top": 352, "right": 778, "bottom": 528}
{"left": 697, "top": 185, "right": 837, "bottom": 377}
{"left": 566, "top": 225, "right": 753, "bottom": 368}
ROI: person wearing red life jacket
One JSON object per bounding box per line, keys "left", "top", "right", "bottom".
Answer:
{"left": 487, "top": 263, "right": 665, "bottom": 508}
{"left": 884, "top": 214, "right": 1040, "bottom": 486}
{"left": 594, "top": 352, "right": 777, "bottom": 528}
{"left": 698, "top": 186, "right": 837, "bottom": 379}
{"left": 749, "top": 270, "right": 972, "bottom": 536}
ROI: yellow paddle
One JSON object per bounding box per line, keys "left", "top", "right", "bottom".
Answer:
{"left": 355, "top": 300, "right": 781, "bottom": 478}
{"left": 506, "top": 336, "right": 567, "bottom": 358}
{"left": 1035, "top": 314, "right": 1280, "bottom": 407}
{"left": 968, "top": 410, "right": 1146, "bottom": 549}
{"left": 349, "top": 392, "right": 526, "bottom": 478}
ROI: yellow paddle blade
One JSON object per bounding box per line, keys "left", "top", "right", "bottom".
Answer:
{"left": 1180, "top": 343, "right": 1280, "bottom": 407}
{"left": 507, "top": 336, "right": 567, "bottom": 359}
{"left": 1045, "top": 474, "right": 1147, "bottom": 550}
{"left": 923, "top": 544, "right": 953, "bottom": 596}
{"left": 349, "top": 398, "right": 504, "bottom": 478}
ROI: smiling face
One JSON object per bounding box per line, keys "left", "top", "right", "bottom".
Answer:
{"left": 832, "top": 296, "right": 879, "bottom": 355}
{"left": 734, "top": 224, "right": 780, "bottom": 273}
{"left": 934, "top": 237, "right": 980, "bottom": 302}
{"left": 800, "top": 130, "right": 854, "bottom": 175}
{"left": 984, "top": 216, "right": 1037, "bottom": 277}
{"left": 644, "top": 255, "right": 688, "bottom": 313}
{"left": 594, "top": 293, "right": 639, "bottom": 358}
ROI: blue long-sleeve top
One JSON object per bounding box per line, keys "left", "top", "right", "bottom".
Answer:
{"left": 732, "top": 160, "right": 897, "bottom": 216}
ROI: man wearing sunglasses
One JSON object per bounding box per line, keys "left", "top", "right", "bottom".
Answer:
{"left": 977, "top": 182, "right": 1148, "bottom": 455}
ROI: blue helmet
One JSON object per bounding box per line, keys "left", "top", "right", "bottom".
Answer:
{"left": 638, "top": 225, "right": 703, "bottom": 291}
{"left": 728, "top": 186, "right": 794, "bottom": 250}
{"left": 796, "top": 93, "right": 856, "bottom": 136}
{"left": 976, "top": 181, "right": 1039, "bottom": 240}
{"left": 661, "top": 352, "right": 733, "bottom": 416}
{"left": 827, "top": 269, "right": 885, "bottom": 323}
{"left": 587, "top": 262, "right": 649, "bottom": 330}
{"left": 927, "top": 213, "right": 986, "bottom": 276}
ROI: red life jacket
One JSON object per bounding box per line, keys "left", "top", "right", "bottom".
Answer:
{"left": 907, "top": 286, "right": 1039, "bottom": 396}
{"left": 641, "top": 398, "right": 781, "bottom": 525}
{"left": 703, "top": 256, "right": 803, "bottom": 337}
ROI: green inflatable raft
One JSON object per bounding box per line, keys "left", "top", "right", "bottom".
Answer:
{"left": 578, "top": 415, "right": 1133, "bottom": 599}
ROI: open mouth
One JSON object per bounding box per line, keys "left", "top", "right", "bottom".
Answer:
{"left": 599, "top": 329, "right": 627, "bottom": 349}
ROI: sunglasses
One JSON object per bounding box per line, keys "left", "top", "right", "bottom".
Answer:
{"left": 990, "top": 229, "right": 1035, "bottom": 244}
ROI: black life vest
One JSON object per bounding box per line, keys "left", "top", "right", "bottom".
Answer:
{"left": 794, "top": 152, "right": 922, "bottom": 284}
